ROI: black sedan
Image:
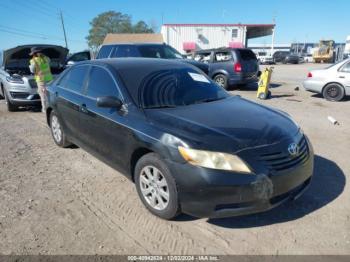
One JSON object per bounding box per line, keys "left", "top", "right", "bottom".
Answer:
{"left": 46, "top": 58, "right": 314, "bottom": 219}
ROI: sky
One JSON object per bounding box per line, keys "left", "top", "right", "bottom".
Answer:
{"left": 0, "top": 0, "right": 349, "bottom": 53}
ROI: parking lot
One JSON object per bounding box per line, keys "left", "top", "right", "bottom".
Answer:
{"left": 0, "top": 63, "right": 349, "bottom": 255}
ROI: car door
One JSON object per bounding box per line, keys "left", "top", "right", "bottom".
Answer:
{"left": 211, "top": 50, "right": 233, "bottom": 77}
{"left": 338, "top": 61, "right": 350, "bottom": 90}
{"left": 78, "top": 65, "right": 131, "bottom": 170}
{"left": 55, "top": 65, "right": 89, "bottom": 142}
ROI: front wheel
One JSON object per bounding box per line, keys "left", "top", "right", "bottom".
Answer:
{"left": 50, "top": 111, "right": 71, "bottom": 147}
{"left": 4, "top": 91, "right": 18, "bottom": 112}
{"left": 322, "top": 83, "right": 345, "bottom": 101}
{"left": 213, "top": 74, "right": 228, "bottom": 90}
{"left": 134, "top": 153, "right": 180, "bottom": 220}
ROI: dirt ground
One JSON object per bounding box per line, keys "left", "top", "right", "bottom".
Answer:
{"left": 0, "top": 63, "right": 349, "bottom": 255}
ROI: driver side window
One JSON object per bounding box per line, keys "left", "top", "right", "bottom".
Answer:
{"left": 86, "top": 66, "right": 121, "bottom": 99}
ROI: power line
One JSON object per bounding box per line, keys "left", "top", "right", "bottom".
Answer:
{"left": 0, "top": 29, "right": 50, "bottom": 40}
{"left": 0, "top": 24, "right": 63, "bottom": 40}
{"left": 0, "top": 24, "right": 86, "bottom": 44}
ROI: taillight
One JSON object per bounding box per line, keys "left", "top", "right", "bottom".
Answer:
{"left": 234, "top": 63, "right": 242, "bottom": 72}
{"left": 307, "top": 72, "right": 312, "bottom": 78}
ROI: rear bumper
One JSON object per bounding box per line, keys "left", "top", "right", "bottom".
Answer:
{"left": 229, "top": 73, "right": 258, "bottom": 85}
{"left": 303, "top": 80, "right": 324, "bottom": 93}
{"left": 166, "top": 135, "right": 314, "bottom": 218}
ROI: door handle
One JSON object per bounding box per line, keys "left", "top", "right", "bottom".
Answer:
{"left": 339, "top": 76, "right": 345, "bottom": 79}
{"left": 80, "top": 104, "right": 88, "bottom": 114}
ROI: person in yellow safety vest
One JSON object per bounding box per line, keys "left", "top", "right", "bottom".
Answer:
{"left": 29, "top": 47, "right": 53, "bottom": 113}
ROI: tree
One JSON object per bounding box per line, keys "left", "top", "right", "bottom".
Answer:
{"left": 133, "top": 21, "right": 154, "bottom": 33}
{"left": 86, "top": 11, "right": 154, "bottom": 52}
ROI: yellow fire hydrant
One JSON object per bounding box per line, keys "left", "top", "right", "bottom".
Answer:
{"left": 257, "top": 67, "right": 273, "bottom": 99}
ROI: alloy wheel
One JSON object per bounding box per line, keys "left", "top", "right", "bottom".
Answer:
{"left": 327, "top": 86, "right": 339, "bottom": 98}
{"left": 139, "top": 165, "right": 169, "bottom": 211}
{"left": 51, "top": 115, "right": 62, "bottom": 143}
{"left": 215, "top": 77, "right": 225, "bottom": 87}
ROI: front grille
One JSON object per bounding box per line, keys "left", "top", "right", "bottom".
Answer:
{"left": 10, "top": 92, "right": 30, "bottom": 99}
{"left": 29, "top": 79, "right": 37, "bottom": 88}
{"left": 259, "top": 136, "right": 309, "bottom": 172}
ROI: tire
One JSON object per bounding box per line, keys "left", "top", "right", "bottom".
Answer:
{"left": 322, "top": 83, "right": 345, "bottom": 102}
{"left": 134, "top": 153, "right": 180, "bottom": 220}
{"left": 49, "top": 111, "right": 71, "bottom": 148}
{"left": 213, "top": 74, "right": 228, "bottom": 90}
{"left": 4, "top": 91, "right": 18, "bottom": 112}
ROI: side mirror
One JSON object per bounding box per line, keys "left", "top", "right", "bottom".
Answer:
{"left": 96, "top": 96, "right": 123, "bottom": 109}
{"left": 67, "top": 60, "right": 75, "bottom": 66}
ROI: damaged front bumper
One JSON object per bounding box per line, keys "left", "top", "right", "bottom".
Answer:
{"left": 166, "top": 136, "right": 314, "bottom": 218}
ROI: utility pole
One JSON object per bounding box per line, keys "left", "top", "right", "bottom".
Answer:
{"left": 271, "top": 16, "right": 276, "bottom": 55}
{"left": 59, "top": 10, "right": 68, "bottom": 49}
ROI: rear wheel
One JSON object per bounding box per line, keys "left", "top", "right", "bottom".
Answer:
{"left": 50, "top": 111, "right": 71, "bottom": 147}
{"left": 213, "top": 74, "right": 228, "bottom": 89}
{"left": 4, "top": 91, "right": 18, "bottom": 112}
{"left": 134, "top": 153, "right": 180, "bottom": 220}
{"left": 323, "top": 83, "right": 345, "bottom": 101}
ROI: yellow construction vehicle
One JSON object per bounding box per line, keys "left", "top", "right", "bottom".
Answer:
{"left": 313, "top": 40, "right": 335, "bottom": 63}
{"left": 257, "top": 67, "right": 273, "bottom": 99}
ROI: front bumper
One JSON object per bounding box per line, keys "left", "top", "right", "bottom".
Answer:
{"left": 8, "top": 91, "right": 41, "bottom": 106}
{"left": 167, "top": 135, "right": 314, "bottom": 218}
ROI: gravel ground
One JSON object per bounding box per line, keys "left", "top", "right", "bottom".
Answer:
{"left": 0, "top": 63, "right": 349, "bottom": 255}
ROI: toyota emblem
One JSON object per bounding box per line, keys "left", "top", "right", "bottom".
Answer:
{"left": 288, "top": 143, "right": 299, "bottom": 157}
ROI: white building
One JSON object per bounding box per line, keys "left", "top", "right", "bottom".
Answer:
{"left": 161, "top": 23, "right": 275, "bottom": 54}
{"left": 345, "top": 35, "right": 350, "bottom": 55}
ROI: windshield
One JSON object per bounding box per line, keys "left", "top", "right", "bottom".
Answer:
{"left": 140, "top": 68, "right": 229, "bottom": 109}
{"left": 138, "top": 45, "right": 183, "bottom": 59}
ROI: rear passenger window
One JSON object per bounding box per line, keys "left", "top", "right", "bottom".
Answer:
{"left": 86, "top": 66, "right": 120, "bottom": 98}
{"left": 96, "top": 45, "right": 114, "bottom": 59}
{"left": 65, "top": 66, "right": 88, "bottom": 93}
{"left": 194, "top": 52, "right": 211, "bottom": 63}
{"left": 214, "top": 52, "right": 232, "bottom": 62}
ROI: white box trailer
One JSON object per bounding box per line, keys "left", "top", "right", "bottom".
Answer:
{"left": 161, "top": 23, "right": 275, "bottom": 54}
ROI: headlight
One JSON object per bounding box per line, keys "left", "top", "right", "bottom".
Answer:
{"left": 178, "top": 146, "right": 252, "bottom": 173}
{"left": 6, "top": 75, "right": 24, "bottom": 84}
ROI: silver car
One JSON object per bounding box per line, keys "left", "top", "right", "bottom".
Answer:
{"left": 0, "top": 45, "right": 68, "bottom": 111}
{"left": 303, "top": 58, "right": 350, "bottom": 101}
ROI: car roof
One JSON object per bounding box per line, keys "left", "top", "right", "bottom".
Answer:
{"left": 101, "top": 43, "right": 167, "bottom": 46}
{"left": 79, "top": 57, "right": 193, "bottom": 70}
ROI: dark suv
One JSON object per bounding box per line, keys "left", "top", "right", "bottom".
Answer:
{"left": 193, "top": 48, "right": 259, "bottom": 89}
{"left": 96, "top": 43, "right": 209, "bottom": 75}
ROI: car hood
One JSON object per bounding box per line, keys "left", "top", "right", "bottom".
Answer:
{"left": 145, "top": 96, "right": 299, "bottom": 153}
{"left": 3, "top": 44, "right": 69, "bottom": 69}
